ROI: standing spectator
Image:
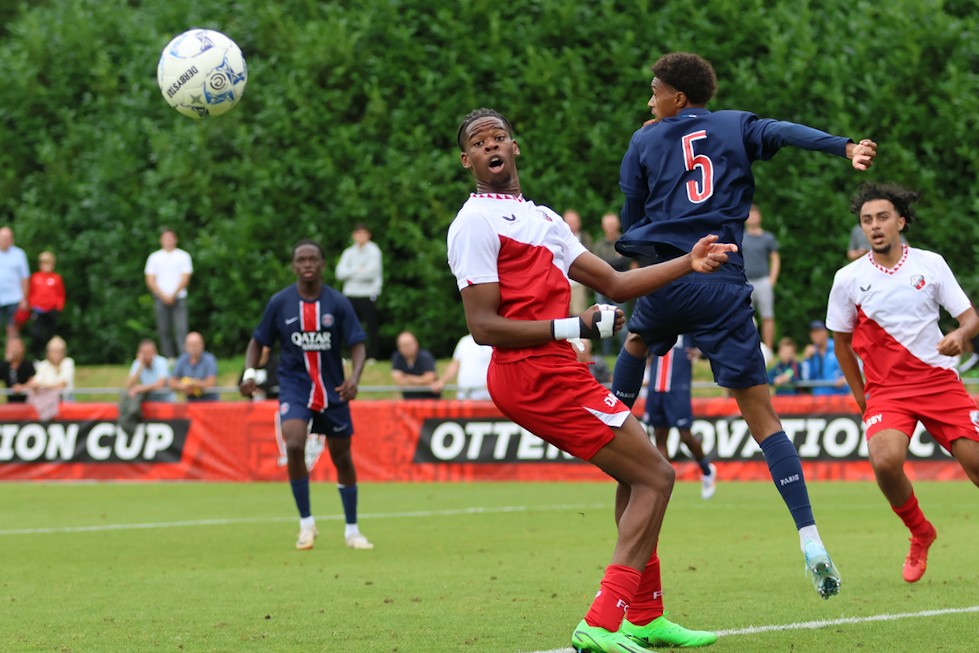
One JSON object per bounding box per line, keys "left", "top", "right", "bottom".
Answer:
{"left": 0, "top": 337, "right": 34, "bottom": 403}
{"left": 768, "top": 336, "right": 801, "bottom": 395}
{"left": 743, "top": 204, "right": 780, "bottom": 351}
{"left": 801, "top": 320, "right": 847, "bottom": 395}
{"left": 169, "top": 331, "right": 219, "bottom": 401}
{"left": 575, "top": 338, "right": 612, "bottom": 385}
{"left": 432, "top": 332, "right": 492, "bottom": 400}
{"left": 0, "top": 226, "right": 30, "bottom": 343}
{"left": 28, "top": 251, "right": 66, "bottom": 362}
{"left": 118, "top": 339, "right": 173, "bottom": 435}
{"left": 644, "top": 336, "right": 717, "bottom": 499}
{"left": 239, "top": 238, "right": 372, "bottom": 551}
{"left": 144, "top": 227, "right": 193, "bottom": 360}
{"left": 335, "top": 224, "right": 383, "bottom": 363}
{"left": 26, "top": 336, "right": 74, "bottom": 420}
{"left": 589, "top": 212, "right": 632, "bottom": 354}
{"left": 562, "top": 209, "right": 593, "bottom": 316}
{"left": 390, "top": 330, "right": 439, "bottom": 399}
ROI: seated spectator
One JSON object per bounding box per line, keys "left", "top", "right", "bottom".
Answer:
{"left": 28, "top": 251, "right": 66, "bottom": 362}
{"left": 26, "top": 335, "right": 74, "bottom": 419}
{"left": 169, "top": 331, "right": 219, "bottom": 401}
{"left": 391, "top": 330, "right": 440, "bottom": 399}
{"left": 768, "top": 336, "right": 801, "bottom": 395}
{"left": 0, "top": 336, "right": 34, "bottom": 403}
{"left": 432, "top": 333, "right": 492, "bottom": 400}
{"left": 575, "top": 338, "right": 612, "bottom": 385}
{"left": 119, "top": 339, "right": 173, "bottom": 435}
{"left": 801, "top": 320, "right": 848, "bottom": 395}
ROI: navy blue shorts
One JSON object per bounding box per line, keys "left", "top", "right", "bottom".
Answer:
{"left": 278, "top": 398, "right": 354, "bottom": 438}
{"left": 628, "top": 280, "right": 768, "bottom": 389}
{"left": 645, "top": 391, "right": 693, "bottom": 429}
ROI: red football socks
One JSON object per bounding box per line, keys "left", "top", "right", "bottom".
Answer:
{"left": 624, "top": 550, "right": 664, "bottom": 626}
{"left": 584, "top": 564, "right": 642, "bottom": 631}
{"left": 893, "top": 492, "right": 931, "bottom": 538}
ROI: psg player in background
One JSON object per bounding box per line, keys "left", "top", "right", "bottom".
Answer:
{"left": 449, "top": 107, "right": 736, "bottom": 653}
{"left": 240, "top": 239, "right": 373, "bottom": 551}
{"left": 829, "top": 182, "right": 979, "bottom": 583}
{"left": 609, "top": 52, "right": 877, "bottom": 600}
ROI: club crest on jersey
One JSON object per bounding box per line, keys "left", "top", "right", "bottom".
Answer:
{"left": 321, "top": 313, "right": 334, "bottom": 327}
{"left": 910, "top": 275, "right": 926, "bottom": 290}
{"left": 279, "top": 402, "right": 290, "bottom": 415}
{"left": 535, "top": 209, "right": 552, "bottom": 222}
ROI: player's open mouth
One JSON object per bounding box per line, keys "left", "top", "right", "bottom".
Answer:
{"left": 488, "top": 155, "right": 504, "bottom": 171}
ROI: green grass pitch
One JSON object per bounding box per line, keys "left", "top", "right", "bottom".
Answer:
{"left": 1, "top": 480, "right": 976, "bottom": 652}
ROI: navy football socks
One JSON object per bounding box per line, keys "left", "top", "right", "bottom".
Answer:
{"left": 338, "top": 484, "right": 358, "bottom": 525}
{"left": 611, "top": 348, "right": 647, "bottom": 408}
{"left": 290, "top": 477, "right": 312, "bottom": 519}
{"left": 759, "top": 432, "right": 815, "bottom": 528}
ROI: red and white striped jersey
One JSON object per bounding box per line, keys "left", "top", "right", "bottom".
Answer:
{"left": 447, "top": 193, "right": 588, "bottom": 362}
{"left": 826, "top": 245, "right": 972, "bottom": 399}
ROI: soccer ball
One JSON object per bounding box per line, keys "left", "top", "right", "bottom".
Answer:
{"left": 157, "top": 28, "right": 247, "bottom": 119}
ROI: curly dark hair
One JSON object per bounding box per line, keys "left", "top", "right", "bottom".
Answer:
{"left": 651, "top": 52, "right": 717, "bottom": 105}
{"left": 849, "top": 182, "right": 918, "bottom": 232}
{"left": 456, "top": 107, "right": 513, "bottom": 151}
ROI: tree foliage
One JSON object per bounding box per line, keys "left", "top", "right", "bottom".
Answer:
{"left": 0, "top": 0, "right": 976, "bottom": 363}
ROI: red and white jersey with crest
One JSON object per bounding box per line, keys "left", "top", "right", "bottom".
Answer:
{"left": 447, "top": 193, "right": 588, "bottom": 363}
{"left": 826, "top": 245, "right": 972, "bottom": 399}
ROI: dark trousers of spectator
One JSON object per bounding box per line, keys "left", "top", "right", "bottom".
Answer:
{"left": 154, "top": 297, "right": 188, "bottom": 360}
{"left": 118, "top": 391, "right": 147, "bottom": 435}
{"left": 30, "top": 309, "right": 59, "bottom": 361}
{"left": 348, "top": 295, "right": 379, "bottom": 360}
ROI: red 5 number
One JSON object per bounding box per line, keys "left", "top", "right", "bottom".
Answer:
{"left": 682, "top": 130, "right": 713, "bottom": 203}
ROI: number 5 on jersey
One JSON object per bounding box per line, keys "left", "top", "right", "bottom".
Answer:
{"left": 682, "top": 130, "right": 714, "bottom": 203}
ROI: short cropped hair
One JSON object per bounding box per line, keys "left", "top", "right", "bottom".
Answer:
{"left": 292, "top": 238, "right": 325, "bottom": 259}
{"left": 456, "top": 108, "right": 513, "bottom": 151}
{"left": 651, "top": 52, "right": 718, "bottom": 105}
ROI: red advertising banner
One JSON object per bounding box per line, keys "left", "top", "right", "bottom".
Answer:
{"left": 0, "top": 396, "right": 969, "bottom": 482}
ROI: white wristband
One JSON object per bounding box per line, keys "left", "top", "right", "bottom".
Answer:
{"left": 551, "top": 317, "right": 581, "bottom": 341}
{"left": 242, "top": 368, "right": 257, "bottom": 382}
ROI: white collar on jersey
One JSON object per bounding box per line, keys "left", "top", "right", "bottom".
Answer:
{"left": 866, "top": 243, "right": 910, "bottom": 275}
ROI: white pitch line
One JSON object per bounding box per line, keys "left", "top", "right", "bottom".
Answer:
{"left": 524, "top": 605, "right": 979, "bottom": 653}
{"left": 0, "top": 502, "right": 608, "bottom": 536}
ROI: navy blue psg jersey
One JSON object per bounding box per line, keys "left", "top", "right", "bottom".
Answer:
{"left": 618, "top": 108, "right": 850, "bottom": 277}
{"left": 253, "top": 284, "right": 366, "bottom": 411}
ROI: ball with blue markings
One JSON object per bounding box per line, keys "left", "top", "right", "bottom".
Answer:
{"left": 157, "top": 29, "right": 247, "bottom": 119}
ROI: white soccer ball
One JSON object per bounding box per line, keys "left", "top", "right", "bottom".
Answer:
{"left": 157, "top": 29, "right": 247, "bottom": 119}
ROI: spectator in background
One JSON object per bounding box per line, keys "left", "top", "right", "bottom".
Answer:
{"left": 432, "top": 332, "right": 492, "bottom": 400}
{"left": 26, "top": 335, "right": 74, "bottom": 420}
{"left": 144, "top": 227, "right": 193, "bottom": 360}
{"left": 390, "top": 330, "right": 439, "bottom": 399}
{"left": 562, "top": 209, "right": 593, "bottom": 316}
{"left": 335, "top": 224, "right": 383, "bottom": 363}
{"left": 28, "top": 251, "right": 66, "bottom": 362}
{"left": 575, "top": 338, "right": 612, "bottom": 385}
{"left": 743, "top": 204, "right": 780, "bottom": 351}
{"left": 589, "top": 212, "right": 632, "bottom": 354}
{"left": 0, "top": 226, "right": 30, "bottom": 343}
{"left": 801, "top": 320, "right": 847, "bottom": 395}
{"left": 768, "top": 336, "right": 801, "bottom": 395}
{"left": 169, "top": 331, "right": 219, "bottom": 401}
{"left": 118, "top": 339, "right": 173, "bottom": 435}
{"left": 0, "top": 336, "right": 34, "bottom": 403}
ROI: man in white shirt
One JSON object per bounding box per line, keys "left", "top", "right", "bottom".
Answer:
{"left": 335, "top": 224, "right": 383, "bottom": 362}
{"left": 0, "top": 227, "right": 30, "bottom": 343}
{"left": 144, "top": 228, "right": 193, "bottom": 360}
{"left": 432, "top": 333, "right": 493, "bottom": 400}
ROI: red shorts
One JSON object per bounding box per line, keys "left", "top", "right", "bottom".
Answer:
{"left": 487, "top": 352, "right": 630, "bottom": 461}
{"left": 864, "top": 380, "right": 979, "bottom": 451}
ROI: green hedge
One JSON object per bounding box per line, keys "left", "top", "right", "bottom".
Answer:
{"left": 1, "top": 0, "right": 976, "bottom": 363}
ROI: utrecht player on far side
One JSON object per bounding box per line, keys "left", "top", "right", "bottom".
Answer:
{"left": 827, "top": 182, "right": 979, "bottom": 583}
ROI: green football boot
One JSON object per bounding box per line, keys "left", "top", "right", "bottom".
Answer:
{"left": 803, "top": 539, "right": 841, "bottom": 599}
{"left": 620, "top": 613, "right": 717, "bottom": 648}
{"left": 571, "top": 620, "right": 649, "bottom": 653}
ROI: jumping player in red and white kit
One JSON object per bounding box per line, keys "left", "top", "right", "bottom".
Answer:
{"left": 828, "top": 182, "right": 979, "bottom": 583}
{"left": 448, "top": 108, "right": 737, "bottom": 653}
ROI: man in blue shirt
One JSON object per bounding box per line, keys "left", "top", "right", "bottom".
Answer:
{"left": 170, "top": 331, "right": 219, "bottom": 401}
{"left": 802, "top": 320, "right": 848, "bottom": 395}
{"left": 240, "top": 239, "right": 373, "bottom": 552}
{"left": 610, "top": 51, "right": 877, "bottom": 602}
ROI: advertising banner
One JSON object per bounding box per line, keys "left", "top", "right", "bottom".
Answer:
{"left": 0, "top": 396, "right": 969, "bottom": 482}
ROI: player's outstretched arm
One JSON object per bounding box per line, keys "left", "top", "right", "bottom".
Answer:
{"left": 569, "top": 235, "right": 737, "bottom": 303}
{"left": 846, "top": 139, "right": 877, "bottom": 171}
